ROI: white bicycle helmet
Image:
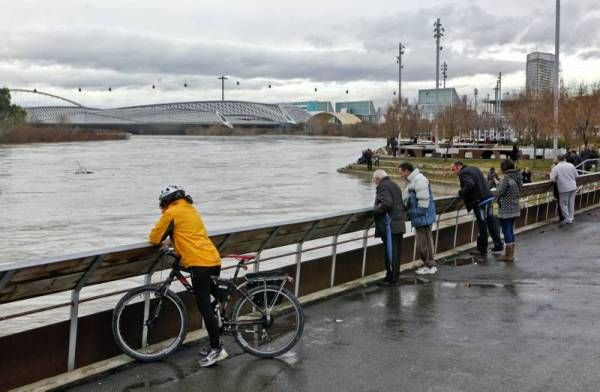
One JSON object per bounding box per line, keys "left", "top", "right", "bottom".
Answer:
{"left": 159, "top": 184, "right": 185, "bottom": 207}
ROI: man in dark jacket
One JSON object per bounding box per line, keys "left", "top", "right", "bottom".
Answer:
{"left": 373, "top": 169, "right": 405, "bottom": 285}
{"left": 451, "top": 161, "right": 503, "bottom": 257}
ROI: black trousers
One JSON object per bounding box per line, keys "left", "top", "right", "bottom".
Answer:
{"left": 381, "top": 233, "right": 402, "bottom": 283}
{"left": 474, "top": 202, "right": 503, "bottom": 253}
{"left": 189, "top": 266, "right": 222, "bottom": 349}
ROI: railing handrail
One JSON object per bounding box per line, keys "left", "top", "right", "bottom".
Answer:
{"left": 575, "top": 158, "right": 600, "bottom": 169}
{"left": 0, "top": 173, "right": 598, "bottom": 295}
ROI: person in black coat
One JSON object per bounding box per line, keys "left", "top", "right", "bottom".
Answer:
{"left": 373, "top": 170, "right": 405, "bottom": 285}
{"left": 451, "top": 161, "right": 503, "bottom": 256}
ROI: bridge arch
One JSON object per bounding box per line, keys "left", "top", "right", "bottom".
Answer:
{"left": 8, "top": 89, "right": 85, "bottom": 108}
{"left": 306, "top": 112, "right": 362, "bottom": 131}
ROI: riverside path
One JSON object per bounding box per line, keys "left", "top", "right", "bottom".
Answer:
{"left": 63, "top": 207, "right": 600, "bottom": 392}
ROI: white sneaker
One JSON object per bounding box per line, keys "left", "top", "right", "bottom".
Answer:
{"left": 415, "top": 266, "right": 438, "bottom": 275}
{"left": 199, "top": 347, "right": 228, "bottom": 367}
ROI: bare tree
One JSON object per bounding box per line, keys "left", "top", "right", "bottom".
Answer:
{"left": 561, "top": 82, "right": 600, "bottom": 149}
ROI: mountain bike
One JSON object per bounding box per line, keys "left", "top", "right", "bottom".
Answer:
{"left": 112, "top": 249, "right": 304, "bottom": 362}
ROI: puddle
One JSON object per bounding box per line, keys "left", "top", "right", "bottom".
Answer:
{"left": 463, "top": 282, "right": 516, "bottom": 289}
{"left": 443, "top": 256, "right": 478, "bottom": 267}
{"left": 399, "top": 276, "right": 429, "bottom": 285}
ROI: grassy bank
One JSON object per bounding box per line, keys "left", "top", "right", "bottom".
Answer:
{"left": 0, "top": 126, "right": 130, "bottom": 144}
{"left": 339, "top": 155, "right": 554, "bottom": 186}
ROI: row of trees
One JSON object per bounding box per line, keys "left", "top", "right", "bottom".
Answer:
{"left": 0, "top": 88, "right": 26, "bottom": 137}
{"left": 382, "top": 82, "right": 600, "bottom": 154}
{"left": 505, "top": 83, "right": 600, "bottom": 150}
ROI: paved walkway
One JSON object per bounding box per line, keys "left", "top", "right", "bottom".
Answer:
{"left": 66, "top": 208, "right": 600, "bottom": 392}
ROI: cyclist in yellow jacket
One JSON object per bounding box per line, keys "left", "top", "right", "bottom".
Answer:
{"left": 149, "top": 185, "right": 227, "bottom": 367}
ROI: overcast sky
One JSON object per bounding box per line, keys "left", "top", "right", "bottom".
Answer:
{"left": 2, "top": 0, "right": 600, "bottom": 109}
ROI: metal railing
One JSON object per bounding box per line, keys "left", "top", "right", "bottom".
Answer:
{"left": 0, "top": 173, "right": 599, "bottom": 379}
{"left": 575, "top": 158, "right": 600, "bottom": 174}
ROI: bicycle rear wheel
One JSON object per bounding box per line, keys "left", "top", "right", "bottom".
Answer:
{"left": 231, "top": 284, "right": 304, "bottom": 358}
{"left": 112, "top": 285, "right": 188, "bottom": 362}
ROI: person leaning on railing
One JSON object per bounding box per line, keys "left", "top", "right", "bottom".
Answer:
{"left": 372, "top": 169, "right": 405, "bottom": 286}
{"left": 148, "top": 185, "right": 228, "bottom": 367}
{"left": 495, "top": 159, "right": 523, "bottom": 262}
{"left": 398, "top": 162, "right": 438, "bottom": 275}
{"left": 451, "top": 161, "right": 504, "bottom": 258}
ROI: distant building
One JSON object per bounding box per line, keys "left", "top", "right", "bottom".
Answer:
{"left": 417, "top": 87, "right": 461, "bottom": 119}
{"left": 291, "top": 101, "right": 334, "bottom": 113}
{"left": 335, "top": 101, "right": 377, "bottom": 123}
{"left": 526, "top": 52, "right": 555, "bottom": 96}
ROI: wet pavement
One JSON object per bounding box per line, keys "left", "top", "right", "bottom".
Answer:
{"left": 64, "top": 208, "right": 600, "bottom": 392}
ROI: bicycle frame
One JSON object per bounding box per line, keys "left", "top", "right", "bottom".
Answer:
{"left": 154, "top": 251, "right": 290, "bottom": 331}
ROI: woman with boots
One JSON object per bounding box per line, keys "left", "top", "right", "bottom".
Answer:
{"left": 495, "top": 159, "right": 523, "bottom": 262}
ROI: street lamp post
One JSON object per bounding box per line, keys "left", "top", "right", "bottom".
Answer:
{"left": 433, "top": 18, "right": 444, "bottom": 142}
{"left": 218, "top": 75, "right": 228, "bottom": 101}
{"left": 396, "top": 42, "right": 405, "bottom": 140}
{"left": 553, "top": 0, "right": 560, "bottom": 155}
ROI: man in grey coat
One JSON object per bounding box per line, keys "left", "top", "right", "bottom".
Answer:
{"left": 373, "top": 169, "right": 405, "bottom": 285}
{"left": 549, "top": 155, "right": 578, "bottom": 224}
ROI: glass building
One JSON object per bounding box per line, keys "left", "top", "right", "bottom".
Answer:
{"left": 418, "top": 88, "right": 461, "bottom": 119}
{"left": 291, "top": 101, "right": 334, "bottom": 113}
{"left": 334, "top": 101, "right": 377, "bottom": 123}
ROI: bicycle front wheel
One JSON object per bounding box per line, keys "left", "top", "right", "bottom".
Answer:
{"left": 112, "top": 285, "right": 188, "bottom": 362}
{"left": 232, "top": 284, "right": 304, "bottom": 358}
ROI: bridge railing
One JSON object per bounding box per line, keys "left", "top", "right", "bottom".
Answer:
{"left": 1, "top": 172, "right": 599, "bottom": 391}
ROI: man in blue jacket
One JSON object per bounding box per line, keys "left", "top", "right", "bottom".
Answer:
{"left": 399, "top": 162, "right": 438, "bottom": 275}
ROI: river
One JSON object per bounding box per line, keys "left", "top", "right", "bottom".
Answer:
{"left": 0, "top": 135, "right": 391, "bottom": 265}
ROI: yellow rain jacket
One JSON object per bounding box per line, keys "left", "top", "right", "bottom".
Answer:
{"left": 149, "top": 199, "right": 221, "bottom": 268}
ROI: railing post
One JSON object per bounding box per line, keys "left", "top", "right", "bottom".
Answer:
{"left": 254, "top": 226, "right": 281, "bottom": 273}
{"left": 294, "top": 242, "right": 303, "bottom": 297}
{"left": 330, "top": 235, "right": 339, "bottom": 287}
{"left": 545, "top": 192, "right": 550, "bottom": 221}
{"left": 294, "top": 220, "right": 320, "bottom": 297}
{"left": 0, "top": 270, "right": 15, "bottom": 292}
{"left": 361, "top": 226, "right": 370, "bottom": 278}
{"left": 434, "top": 212, "right": 442, "bottom": 254}
{"left": 67, "top": 255, "right": 103, "bottom": 371}
{"left": 524, "top": 196, "right": 530, "bottom": 225}
{"left": 453, "top": 209, "right": 460, "bottom": 248}
{"left": 586, "top": 184, "right": 591, "bottom": 208}
{"left": 535, "top": 193, "right": 541, "bottom": 223}
{"left": 412, "top": 227, "right": 417, "bottom": 262}
{"left": 330, "top": 214, "right": 355, "bottom": 288}
{"left": 68, "top": 289, "right": 80, "bottom": 371}
{"left": 141, "top": 273, "right": 153, "bottom": 349}
{"left": 470, "top": 210, "right": 476, "bottom": 243}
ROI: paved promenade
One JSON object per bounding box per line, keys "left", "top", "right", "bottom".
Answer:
{"left": 66, "top": 207, "right": 600, "bottom": 392}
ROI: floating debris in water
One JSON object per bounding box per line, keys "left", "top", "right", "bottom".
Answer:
{"left": 75, "top": 161, "right": 94, "bottom": 174}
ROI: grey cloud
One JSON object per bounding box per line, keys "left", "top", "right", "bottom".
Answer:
{"left": 1, "top": 0, "right": 599, "bottom": 98}
{"left": 578, "top": 49, "right": 600, "bottom": 60}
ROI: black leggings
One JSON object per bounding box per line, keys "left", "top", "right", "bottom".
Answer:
{"left": 189, "top": 266, "right": 222, "bottom": 349}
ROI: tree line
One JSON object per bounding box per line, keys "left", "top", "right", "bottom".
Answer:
{"left": 381, "top": 81, "right": 600, "bottom": 153}
{"left": 0, "top": 88, "right": 26, "bottom": 137}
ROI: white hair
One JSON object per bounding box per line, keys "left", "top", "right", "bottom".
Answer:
{"left": 372, "top": 169, "right": 388, "bottom": 183}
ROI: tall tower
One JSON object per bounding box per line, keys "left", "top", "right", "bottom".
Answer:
{"left": 526, "top": 52, "right": 555, "bottom": 97}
